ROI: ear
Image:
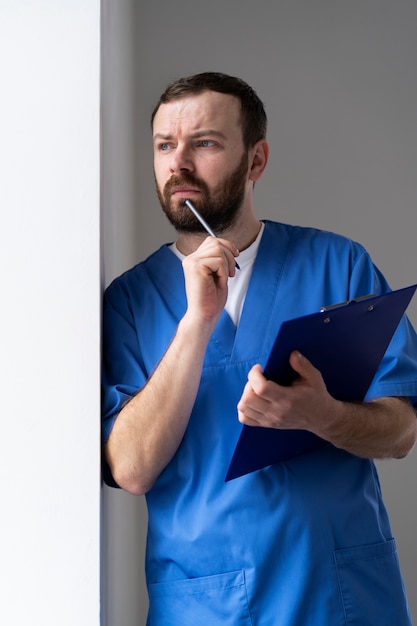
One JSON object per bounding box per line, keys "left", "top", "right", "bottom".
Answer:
{"left": 248, "top": 139, "right": 269, "bottom": 182}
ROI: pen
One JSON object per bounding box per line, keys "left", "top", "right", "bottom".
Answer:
{"left": 184, "top": 199, "right": 240, "bottom": 270}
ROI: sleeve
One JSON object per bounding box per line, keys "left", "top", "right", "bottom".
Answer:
{"left": 101, "top": 279, "right": 149, "bottom": 487}
{"left": 102, "top": 279, "right": 148, "bottom": 442}
{"left": 349, "top": 250, "right": 417, "bottom": 407}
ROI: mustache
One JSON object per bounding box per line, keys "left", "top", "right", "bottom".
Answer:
{"left": 164, "top": 173, "right": 209, "bottom": 195}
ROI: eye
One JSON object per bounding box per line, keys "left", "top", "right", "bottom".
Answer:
{"left": 198, "top": 139, "right": 216, "bottom": 148}
{"left": 158, "top": 142, "right": 172, "bottom": 152}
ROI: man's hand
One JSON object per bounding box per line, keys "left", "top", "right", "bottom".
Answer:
{"left": 237, "top": 350, "right": 336, "bottom": 431}
{"left": 237, "top": 351, "right": 417, "bottom": 459}
{"left": 182, "top": 236, "right": 239, "bottom": 328}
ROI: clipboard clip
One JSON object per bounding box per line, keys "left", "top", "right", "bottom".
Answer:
{"left": 320, "top": 293, "right": 376, "bottom": 312}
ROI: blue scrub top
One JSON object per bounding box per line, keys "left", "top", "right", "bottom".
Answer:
{"left": 102, "top": 221, "right": 417, "bottom": 625}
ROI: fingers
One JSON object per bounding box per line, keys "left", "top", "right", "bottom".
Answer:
{"left": 182, "top": 236, "right": 240, "bottom": 326}
{"left": 246, "top": 363, "right": 265, "bottom": 390}
{"left": 237, "top": 354, "right": 327, "bottom": 430}
{"left": 289, "top": 350, "right": 309, "bottom": 375}
{"left": 202, "top": 236, "right": 240, "bottom": 278}
{"left": 184, "top": 236, "right": 239, "bottom": 280}
{"left": 288, "top": 351, "right": 324, "bottom": 390}
{"left": 237, "top": 365, "right": 273, "bottom": 426}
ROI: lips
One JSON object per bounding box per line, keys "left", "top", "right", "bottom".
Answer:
{"left": 170, "top": 187, "right": 200, "bottom": 197}
{"left": 163, "top": 175, "right": 209, "bottom": 205}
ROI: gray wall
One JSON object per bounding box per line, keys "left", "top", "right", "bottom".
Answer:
{"left": 101, "top": 1, "right": 417, "bottom": 624}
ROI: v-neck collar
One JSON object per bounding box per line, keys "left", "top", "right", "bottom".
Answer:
{"left": 209, "top": 221, "right": 291, "bottom": 364}
{"left": 231, "top": 221, "right": 290, "bottom": 362}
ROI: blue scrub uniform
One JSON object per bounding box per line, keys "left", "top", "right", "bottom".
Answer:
{"left": 102, "top": 221, "right": 417, "bottom": 625}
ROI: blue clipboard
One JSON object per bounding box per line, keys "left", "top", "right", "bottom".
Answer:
{"left": 226, "top": 283, "right": 417, "bottom": 481}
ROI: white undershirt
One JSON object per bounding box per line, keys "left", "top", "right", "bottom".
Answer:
{"left": 169, "top": 222, "right": 265, "bottom": 326}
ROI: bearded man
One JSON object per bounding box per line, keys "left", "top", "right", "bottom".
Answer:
{"left": 102, "top": 72, "right": 417, "bottom": 625}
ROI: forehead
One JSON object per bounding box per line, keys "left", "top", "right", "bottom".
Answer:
{"left": 153, "top": 91, "right": 243, "bottom": 139}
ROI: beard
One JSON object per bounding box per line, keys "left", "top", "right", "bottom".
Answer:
{"left": 155, "top": 151, "right": 249, "bottom": 234}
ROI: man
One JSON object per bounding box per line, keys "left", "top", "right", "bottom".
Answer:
{"left": 102, "top": 72, "right": 417, "bottom": 625}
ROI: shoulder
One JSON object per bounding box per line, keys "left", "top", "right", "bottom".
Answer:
{"left": 261, "top": 220, "right": 381, "bottom": 301}
{"left": 264, "top": 219, "right": 363, "bottom": 246}
{"left": 104, "top": 245, "right": 172, "bottom": 297}
{"left": 263, "top": 219, "right": 367, "bottom": 260}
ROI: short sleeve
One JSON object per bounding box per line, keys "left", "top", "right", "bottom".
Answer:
{"left": 348, "top": 251, "right": 417, "bottom": 407}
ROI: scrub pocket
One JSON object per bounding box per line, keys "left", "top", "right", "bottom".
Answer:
{"left": 147, "top": 569, "right": 252, "bottom": 626}
{"left": 334, "top": 538, "right": 411, "bottom": 625}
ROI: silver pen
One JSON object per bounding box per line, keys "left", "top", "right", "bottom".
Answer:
{"left": 184, "top": 199, "right": 240, "bottom": 270}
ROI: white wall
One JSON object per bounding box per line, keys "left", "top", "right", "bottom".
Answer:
{"left": 102, "top": 1, "right": 417, "bottom": 624}
{"left": 0, "top": 2, "right": 101, "bottom": 625}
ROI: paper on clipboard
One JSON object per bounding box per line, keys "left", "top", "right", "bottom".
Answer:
{"left": 225, "top": 283, "right": 417, "bottom": 481}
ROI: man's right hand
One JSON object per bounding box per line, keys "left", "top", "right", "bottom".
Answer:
{"left": 182, "top": 235, "right": 239, "bottom": 328}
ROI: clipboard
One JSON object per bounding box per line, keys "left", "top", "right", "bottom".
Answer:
{"left": 225, "top": 283, "right": 417, "bottom": 481}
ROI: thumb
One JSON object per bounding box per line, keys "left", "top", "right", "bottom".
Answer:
{"left": 247, "top": 363, "right": 265, "bottom": 387}
{"left": 248, "top": 363, "right": 264, "bottom": 377}
{"left": 289, "top": 350, "right": 314, "bottom": 378}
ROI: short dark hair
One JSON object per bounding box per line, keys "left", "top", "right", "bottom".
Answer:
{"left": 151, "top": 72, "right": 267, "bottom": 149}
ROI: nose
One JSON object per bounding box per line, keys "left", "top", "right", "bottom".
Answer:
{"left": 169, "top": 143, "right": 195, "bottom": 174}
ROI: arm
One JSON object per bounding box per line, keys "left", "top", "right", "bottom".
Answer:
{"left": 237, "top": 350, "right": 417, "bottom": 459}
{"left": 105, "top": 236, "right": 239, "bottom": 495}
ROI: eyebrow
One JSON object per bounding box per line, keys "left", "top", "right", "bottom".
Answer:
{"left": 153, "top": 129, "right": 228, "bottom": 142}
